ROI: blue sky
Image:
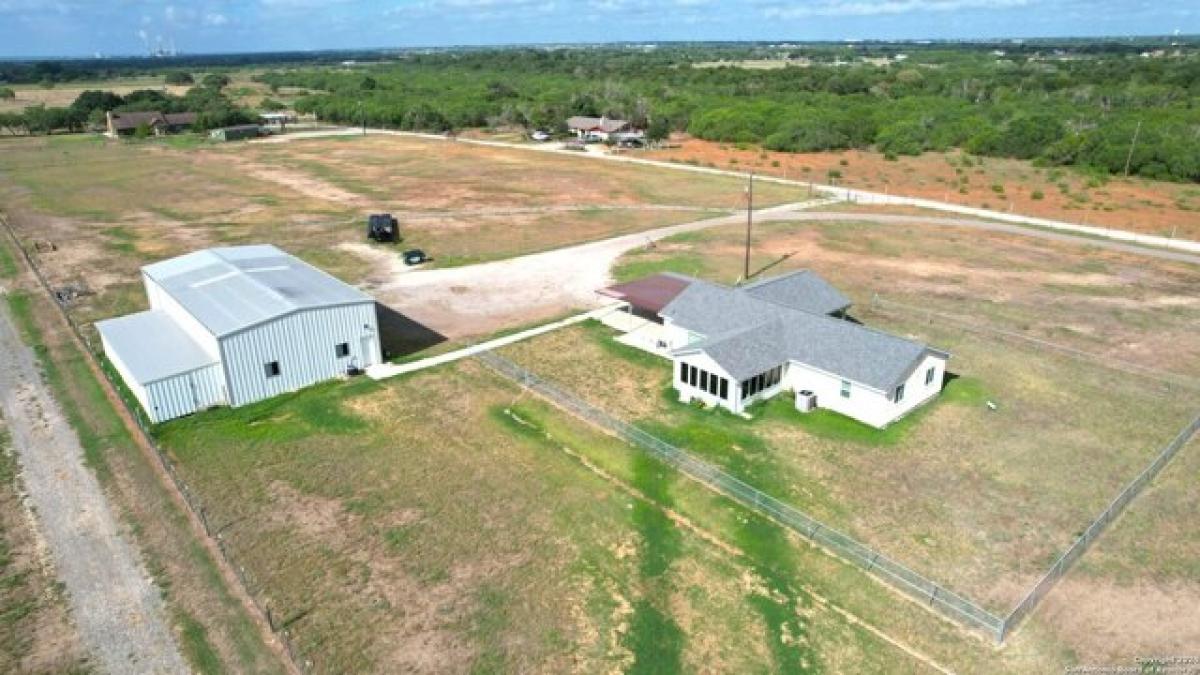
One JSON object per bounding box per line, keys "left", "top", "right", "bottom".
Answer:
{"left": 1, "top": 0, "right": 1196, "bottom": 58}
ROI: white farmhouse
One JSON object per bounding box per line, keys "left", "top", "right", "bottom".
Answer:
{"left": 600, "top": 271, "right": 948, "bottom": 429}
{"left": 97, "top": 245, "right": 381, "bottom": 423}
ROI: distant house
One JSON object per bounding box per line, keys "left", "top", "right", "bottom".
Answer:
{"left": 97, "top": 245, "right": 381, "bottom": 423}
{"left": 259, "top": 112, "right": 296, "bottom": 131}
{"left": 209, "top": 124, "right": 263, "bottom": 142}
{"left": 600, "top": 271, "right": 948, "bottom": 429}
{"left": 105, "top": 110, "right": 197, "bottom": 137}
{"left": 566, "top": 116, "right": 642, "bottom": 142}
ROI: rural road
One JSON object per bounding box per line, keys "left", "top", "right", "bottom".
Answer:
{"left": 0, "top": 297, "right": 187, "bottom": 674}
{"left": 359, "top": 203, "right": 1197, "bottom": 341}
{"left": 259, "top": 126, "right": 1200, "bottom": 255}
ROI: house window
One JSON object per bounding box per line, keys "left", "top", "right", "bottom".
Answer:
{"left": 719, "top": 378, "right": 728, "bottom": 400}
{"left": 679, "top": 361, "right": 688, "bottom": 383}
{"left": 700, "top": 370, "right": 708, "bottom": 391}
{"left": 925, "top": 366, "right": 936, "bottom": 386}
{"left": 895, "top": 383, "right": 906, "bottom": 402}
{"left": 840, "top": 380, "right": 851, "bottom": 398}
{"left": 264, "top": 361, "right": 281, "bottom": 378}
{"left": 688, "top": 364, "right": 698, "bottom": 387}
{"left": 335, "top": 342, "right": 350, "bottom": 358}
{"left": 708, "top": 374, "right": 719, "bottom": 397}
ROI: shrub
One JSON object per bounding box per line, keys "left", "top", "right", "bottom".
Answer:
{"left": 1031, "top": 189, "right": 1045, "bottom": 200}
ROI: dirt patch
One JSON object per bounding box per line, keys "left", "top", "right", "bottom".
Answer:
{"left": 1039, "top": 577, "right": 1200, "bottom": 664}
{"left": 644, "top": 136, "right": 1200, "bottom": 240}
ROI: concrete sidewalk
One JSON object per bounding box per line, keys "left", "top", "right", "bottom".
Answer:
{"left": 367, "top": 304, "right": 622, "bottom": 380}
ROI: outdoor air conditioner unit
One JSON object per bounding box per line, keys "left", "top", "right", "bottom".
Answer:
{"left": 795, "top": 390, "right": 817, "bottom": 413}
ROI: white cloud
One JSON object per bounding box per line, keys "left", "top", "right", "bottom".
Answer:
{"left": 203, "top": 12, "right": 229, "bottom": 26}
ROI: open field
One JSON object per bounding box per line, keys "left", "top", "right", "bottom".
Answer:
{"left": 642, "top": 136, "right": 1200, "bottom": 240}
{"left": 0, "top": 71, "right": 309, "bottom": 115}
{"left": 612, "top": 215, "right": 1200, "bottom": 380}
{"left": 485, "top": 211, "right": 1200, "bottom": 662}
{"left": 154, "top": 356, "right": 1086, "bottom": 674}
{"left": 0, "top": 133, "right": 805, "bottom": 342}
{"left": 498, "top": 319, "right": 1198, "bottom": 612}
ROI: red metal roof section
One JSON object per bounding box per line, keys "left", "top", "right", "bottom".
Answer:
{"left": 599, "top": 274, "right": 692, "bottom": 314}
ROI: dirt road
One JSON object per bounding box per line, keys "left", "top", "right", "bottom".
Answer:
{"left": 0, "top": 297, "right": 187, "bottom": 674}
{"left": 361, "top": 205, "right": 1198, "bottom": 341}
{"left": 360, "top": 200, "right": 829, "bottom": 338}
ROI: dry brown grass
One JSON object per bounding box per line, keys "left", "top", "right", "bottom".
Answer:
{"left": 645, "top": 136, "right": 1200, "bottom": 240}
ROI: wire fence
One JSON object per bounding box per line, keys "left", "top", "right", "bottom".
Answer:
{"left": 475, "top": 351, "right": 1008, "bottom": 642}
{"left": 867, "top": 295, "right": 1200, "bottom": 393}
{"left": 0, "top": 215, "right": 310, "bottom": 673}
{"left": 1001, "top": 413, "right": 1200, "bottom": 639}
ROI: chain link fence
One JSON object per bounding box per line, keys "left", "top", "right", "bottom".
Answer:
{"left": 1, "top": 215, "right": 310, "bottom": 672}
{"left": 476, "top": 351, "right": 1008, "bottom": 641}
{"left": 1001, "top": 413, "right": 1200, "bottom": 639}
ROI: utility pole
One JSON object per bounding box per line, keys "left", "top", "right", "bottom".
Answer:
{"left": 743, "top": 172, "right": 754, "bottom": 283}
{"left": 1123, "top": 119, "right": 1141, "bottom": 177}
{"left": 358, "top": 100, "right": 366, "bottom": 136}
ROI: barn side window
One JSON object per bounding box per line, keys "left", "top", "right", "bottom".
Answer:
{"left": 840, "top": 380, "right": 851, "bottom": 398}
{"left": 895, "top": 383, "right": 906, "bottom": 402}
{"left": 335, "top": 342, "right": 350, "bottom": 358}
{"left": 925, "top": 366, "right": 936, "bottom": 386}
{"left": 264, "top": 361, "right": 281, "bottom": 378}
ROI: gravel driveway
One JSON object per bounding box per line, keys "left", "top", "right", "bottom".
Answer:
{"left": 0, "top": 297, "right": 187, "bottom": 674}
{"left": 359, "top": 203, "right": 1197, "bottom": 341}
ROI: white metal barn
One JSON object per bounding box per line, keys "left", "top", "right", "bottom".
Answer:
{"left": 97, "top": 244, "right": 381, "bottom": 423}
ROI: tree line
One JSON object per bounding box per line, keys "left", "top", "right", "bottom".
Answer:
{"left": 0, "top": 76, "right": 252, "bottom": 136}
{"left": 256, "top": 45, "right": 1199, "bottom": 182}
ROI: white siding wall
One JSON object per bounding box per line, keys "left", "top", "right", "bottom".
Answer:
{"left": 100, "top": 333, "right": 152, "bottom": 420}
{"left": 674, "top": 352, "right": 739, "bottom": 412}
{"left": 142, "top": 274, "right": 221, "bottom": 359}
{"left": 659, "top": 319, "right": 699, "bottom": 351}
{"left": 220, "top": 303, "right": 380, "bottom": 407}
{"left": 142, "top": 364, "right": 226, "bottom": 423}
{"left": 783, "top": 353, "right": 947, "bottom": 428}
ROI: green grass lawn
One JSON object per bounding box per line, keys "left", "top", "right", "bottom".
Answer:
{"left": 498, "top": 319, "right": 1199, "bottom": 613}
{"left": 149, "top": 354, "right": 1064, "bottom": 673}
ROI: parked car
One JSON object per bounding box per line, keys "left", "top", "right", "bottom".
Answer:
{"left": 530, "top": 130, "right": 551, "bottom": 142}
{"left": 403, "top": 249, "right": 428, "bottom": 266}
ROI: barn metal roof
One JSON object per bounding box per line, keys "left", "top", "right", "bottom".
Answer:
{"left": 96, "top": 311, "right": 218, "bottom": 385}
{"left": 141, "top": 245, "right": 372, "bottom": 338}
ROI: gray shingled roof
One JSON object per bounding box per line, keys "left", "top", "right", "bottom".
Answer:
{"left": 661, "top": 272, "right": 944, "bottom": 391}
{"left": 96, "top": 310, "right": 217, "bottom": 384}
{"left": 142, "top": 245, "right": 372, "bottom": 338}
{"left": 741, "top": 270, "right": 851, "bottom": 315}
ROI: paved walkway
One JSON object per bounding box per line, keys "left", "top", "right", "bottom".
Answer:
{"left": 0, "top": 296, "right": 187, "bottom": 674}
{"left": 367, "top": 304, "right": 622, "bottom": 380}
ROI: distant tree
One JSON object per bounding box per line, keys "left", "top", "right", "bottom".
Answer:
{"left": 133, "top": 122, "right": 151, "bottom": 139}
{"left": 360, "top": 76, "right": 377, "bottom": 91}
{"left": 164, "top": 71, "right": 194, "bottom": 86}
{"left": 69, "top": 90, "right": 124, "bottom": 119}
{"left": 646, "top": 117, "right": 670, "bottom": 144}
{"left": 0, "top": 87, "right": 14, "bottom": 100}
{"left": 201, "top": 73, "right": 230, "bottom": 90}
{"left": 259, "top": 97, "right": 286, "bottom": 111}
{"left": 0, "top": 111, "right": 26, "bottom": 135}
